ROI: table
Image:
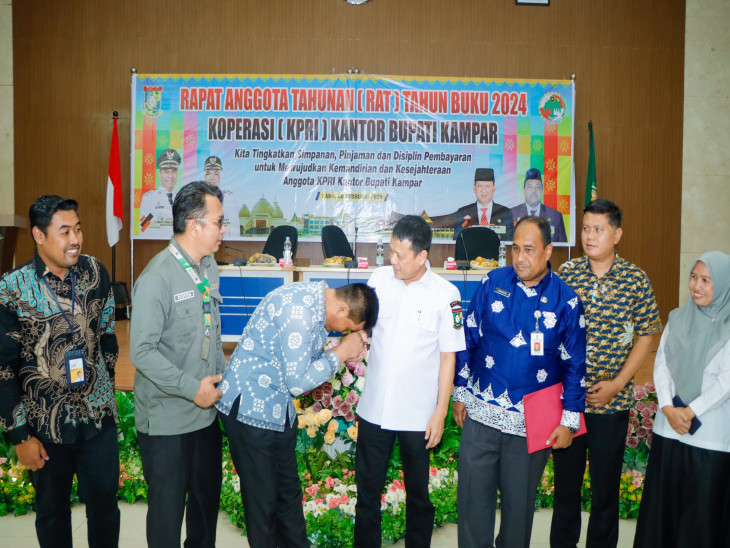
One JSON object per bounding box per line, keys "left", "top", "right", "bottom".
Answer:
{"left": 218, "top": 265, "right": 297, "bottom": 341}
{"left": 218, "top": 265, "right": 492, "bottom": 341}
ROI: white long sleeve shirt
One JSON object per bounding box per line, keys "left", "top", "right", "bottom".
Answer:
{"left": 653, "top": 326, "right": 730, "bottom": 453}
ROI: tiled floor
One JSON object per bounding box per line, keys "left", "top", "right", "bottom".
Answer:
{"left": 0, "top": 503, "right": 637, "bottom": 547}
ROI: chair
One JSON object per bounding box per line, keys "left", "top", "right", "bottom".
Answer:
{"left": 455, "top": 226, "right": 500, "bottom": 262}
{"left": 262, "top": 225, "right": 298, "bottom": 261}
{"left": 321, "top": 225, "right": 354, "bottom": 259}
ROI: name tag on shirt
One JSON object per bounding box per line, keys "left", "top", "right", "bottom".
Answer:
{"left": 174, "top": 290, "right": 195, "bottom": 303}
{"left": 530, "top": 331, "right": 544, "bottom": 356}
{"left": 65, "top": 349, "right": 87, "bottom": 386}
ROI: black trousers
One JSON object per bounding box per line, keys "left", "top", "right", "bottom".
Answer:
{"left": 354, "top": 417, "right": 434, "bottom": 548}
{"left": 220, "top": 403, "right": 308, "bottom": 548}
{"left": 137, "top": 419, "right": 222, "bottom": 548}
{"left": 457, "top": 416, "right": 551, "bottom": 548}
{"left": 29, "top": 422, "right": 120, "bottom": 548}
{"left": 551, "top": 411, "right": 629, "bottom": 548}
{"left": 634, "top": 434, "right": 730, "bottom": 548}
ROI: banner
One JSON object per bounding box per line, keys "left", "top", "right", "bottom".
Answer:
{"left": 131, "top": 74, "right": 575, "bottom": 245}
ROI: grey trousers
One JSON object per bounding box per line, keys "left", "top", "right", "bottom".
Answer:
{"left": 457, "top": 415, "right": 551, "bottom": 548}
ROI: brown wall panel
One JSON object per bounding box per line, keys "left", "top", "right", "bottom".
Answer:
{"left": 13, "top": 0, "right": 685, "bottom": 321}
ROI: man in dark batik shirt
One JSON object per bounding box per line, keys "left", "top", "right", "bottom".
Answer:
{"left": 0, "top": 195, "right": 119, "bottom": 548}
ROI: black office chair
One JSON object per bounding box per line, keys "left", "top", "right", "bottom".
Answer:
{"left": 455, "top": 226, "right": 500, "bottom": 261}
{"left": 321, "top": 225, "right": 354, "bottom": 259}
{"left": 262, "top": 225, "right": 298, "bottom": 260}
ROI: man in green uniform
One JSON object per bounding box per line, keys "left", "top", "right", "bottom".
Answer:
{"left": 131, "top": 181, "right": 227, "bottom": 548}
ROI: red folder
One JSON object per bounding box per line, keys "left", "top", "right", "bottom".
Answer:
{"left": 523, "top": 382, "right": 587, "bottom": 454}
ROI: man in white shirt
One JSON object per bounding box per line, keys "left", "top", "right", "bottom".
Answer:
{"left": 354, "top": 215, "right": 466, "bottom": 547}
{"left": 139, "top": 149, "right": 181, "bottom": 237}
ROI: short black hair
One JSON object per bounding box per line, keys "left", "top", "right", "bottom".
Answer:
{"left": 392, "top": 215, "right": 432, "bottom": 254}
{"left": 172, "top": 182, "right": 224, "bottom": 234}
{"left": 515, "top": 215, "right": 552, "bottom": 247}
{"left": 584, "top": 199, "right": 622, "bottom": 228}
{"left": 335, "top": 283, "right": 379, "bottom": 332}
{"left": 29, "top": 195, "right": 79, "bottom": 236}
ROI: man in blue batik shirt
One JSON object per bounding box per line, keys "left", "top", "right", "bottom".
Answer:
{"left": 216, "top": 281, "right": 378, "bottom": 548}
{"left": 452, "top": 216, "right": 586, "bottom": 548}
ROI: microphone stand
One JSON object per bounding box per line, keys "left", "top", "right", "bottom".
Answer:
{"left": 345, "top": 221, "right": 358, "bottom": 269}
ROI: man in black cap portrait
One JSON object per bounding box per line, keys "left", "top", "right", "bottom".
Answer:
{"left": 511, "top": 168, "right": 567, "bottom": 243}
{"left": 139, "top": 148, "right": 181, "bottom": 233}
{"left": 203, "top": 155, "right": 240, "bottom": 238}
{"left": 431, "top": 168, "right": 514, "bottom": 241}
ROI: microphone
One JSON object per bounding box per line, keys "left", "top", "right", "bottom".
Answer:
{"left": 345, "top": 221, "right": 358, "bottom": 269}
{"left": 457, "top": 231, "right": 472, "bottom": 270}
{"left": 224, "top": 245, "right": 247, "bottom": 266}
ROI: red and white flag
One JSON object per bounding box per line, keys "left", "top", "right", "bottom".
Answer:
{"left": 106, "top": 116, "right": 123, "bottom": 247}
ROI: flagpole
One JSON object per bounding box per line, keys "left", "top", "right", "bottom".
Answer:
{"left": 111, "top": 111, "right": 118, "bottom": 283}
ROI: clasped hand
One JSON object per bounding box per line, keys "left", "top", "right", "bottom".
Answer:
{"left": 663, "top": 405, "right": 695, "bottom": 435}
{"left": 335, "top": 331, "right": 369, "bottom": 362}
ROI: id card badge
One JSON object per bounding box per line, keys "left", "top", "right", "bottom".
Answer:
{"left": 65, "top": 348, "right": 87, "bottom": 386}
{"left": 202, "top": 333, "right": 211, "bottom": 361}
{"left": 530, "top": 331, "right": 544, "bottom": 356}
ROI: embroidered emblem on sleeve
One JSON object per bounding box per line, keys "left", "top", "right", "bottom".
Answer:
{"left": 467, "top": 311, "right": 477, "bottom": 328}
{"left": 450, "top": 301, "right": 463, "bottom": 330}
{"left": 510, "top": 331, "right": 527, "bottom": 348}
{"left": 559, "top": 343, "right": 571, "bottom": 360}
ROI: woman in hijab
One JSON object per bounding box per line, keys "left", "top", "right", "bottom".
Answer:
{"left": 634, "top": 251, "right": 730, "bottom": 547}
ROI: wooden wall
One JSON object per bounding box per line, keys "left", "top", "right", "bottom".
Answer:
{"left": 12, "top": 0, "right": 685, "bottom": 321}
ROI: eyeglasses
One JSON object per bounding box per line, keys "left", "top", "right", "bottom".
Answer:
{"left": 194, "top": 217, "right": 225, "bottom": 229}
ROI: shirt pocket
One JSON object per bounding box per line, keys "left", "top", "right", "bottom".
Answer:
{"left": 173, "top": 300, "right": 199, "bottom": 342}
{"left": 410, "top": 308, "right": 439, "bottom": 336}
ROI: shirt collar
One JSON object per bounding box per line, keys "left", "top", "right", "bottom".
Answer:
{"left": 32, "top": 250, "right": 77, "bottom": 282}
{"left": 170, "top": 238, "right": 209, "bottom": 273}
{"left": 508, "top": 260, "right": 554, "bottom": 290}
{"left": 581, "top": 250, "right": 622, "bottom": 278}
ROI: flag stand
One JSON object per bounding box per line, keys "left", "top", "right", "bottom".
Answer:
{"left": 108, "top": 111, "right": 131, "bottom": 320}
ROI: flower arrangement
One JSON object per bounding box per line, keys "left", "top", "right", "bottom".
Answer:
{"left": 294, "top": 338, "right": 366, "bottom": 457}
{"left": 302, "top": 466, "right": 458, "bottom": 547}
{"left": 624, "top": 382, "right": 658, "bottom": 473}
{"left": 0, "top": 382, "right": 661, "bottom": 534}
{"left": 0, "top": 457, "right": 34, "bottom": 516}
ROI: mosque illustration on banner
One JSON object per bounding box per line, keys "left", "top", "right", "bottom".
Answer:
{"left": 237, "top": 194, "right": 455, "bottom": 239}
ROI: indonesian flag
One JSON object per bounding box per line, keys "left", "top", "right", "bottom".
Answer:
{"left": 106, "top": 116, "right": 123, "bottom": 247}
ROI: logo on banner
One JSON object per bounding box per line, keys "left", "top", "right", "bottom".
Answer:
{"left": 143, "top": 86, "right": 163, "bottom": 117}
{"left": 538, "top": 93, "right": 567, "bottom": 123}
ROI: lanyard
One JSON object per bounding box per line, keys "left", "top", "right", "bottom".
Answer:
{"left": 168, "top": 244, "right": 211, "bottom": 328}
{"left": 43, "top": 270, "right": 77, "bottom": 340}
